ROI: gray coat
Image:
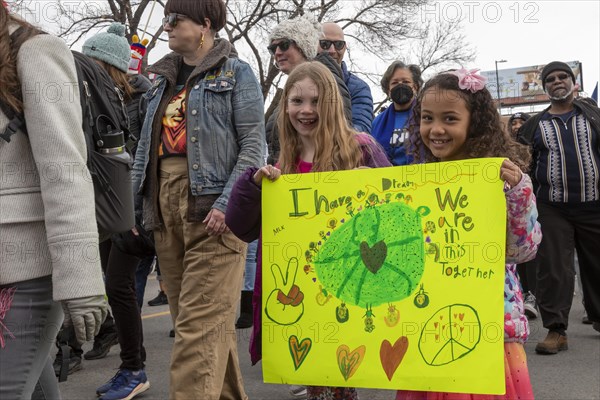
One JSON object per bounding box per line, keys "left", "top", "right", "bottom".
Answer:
{"left": 0, "top": 24, "right": 104, "bottom": 301}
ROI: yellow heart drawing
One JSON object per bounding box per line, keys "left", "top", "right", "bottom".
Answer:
{"left": 336, "top": 344, "right": 366, "bottom": 381}
{"left": 289, "top": 335, "right": 312, "bottom": 370}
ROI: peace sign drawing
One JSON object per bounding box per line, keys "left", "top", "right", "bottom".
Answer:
{"left": 265, "top": 257, "right": 305, "bottom": 325}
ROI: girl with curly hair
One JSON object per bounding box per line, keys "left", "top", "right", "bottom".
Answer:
{"left": 411, "top": 71, "right": 531, "bottom": 171}
{"left": 397, "top": 69, "right": 541, "bottom": 400}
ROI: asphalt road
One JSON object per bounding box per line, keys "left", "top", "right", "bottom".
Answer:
{"left": 59, "top": 272, "right": 600, "bottom": 400}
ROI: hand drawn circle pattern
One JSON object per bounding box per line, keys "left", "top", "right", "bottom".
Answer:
{"left": 418, "top": 304, "right": 481, "bottom": 366}
{"left": 313, "top": 202, "right": 425, "bottom": 308}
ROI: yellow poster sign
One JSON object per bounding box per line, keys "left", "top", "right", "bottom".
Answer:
{"left": 262, "top": 159, "right": 507, "bottom": 394}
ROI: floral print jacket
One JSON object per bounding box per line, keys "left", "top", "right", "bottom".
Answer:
{"left": 504, "top": 174, "right": 542, "bottom": 343}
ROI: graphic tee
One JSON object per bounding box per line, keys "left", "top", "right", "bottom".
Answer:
{"left": 159, "top": 63, "right": 195, "bottom": 158}
{"left": 388, "top": 109, "right": 411, "bottom": 165}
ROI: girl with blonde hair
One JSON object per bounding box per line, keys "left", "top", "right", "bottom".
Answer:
{"left": 226, "top": 61, "right": 390, "bottom": 400}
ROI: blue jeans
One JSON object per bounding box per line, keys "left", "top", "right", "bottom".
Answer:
{"left": 243, "top": 240, "right": 258, "bottom": 291}
{"left": 0, "top": 276, "right": 63, "bottom": 400}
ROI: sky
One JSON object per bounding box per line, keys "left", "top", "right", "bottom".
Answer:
{"left": 17, "top": 0, "right": 600, "bottom": 110}
{"left": 458, "top": 1, "right": 599, "bottom": 100}
{"left": 365, "top": 0, "right": 600, "bottom": 110}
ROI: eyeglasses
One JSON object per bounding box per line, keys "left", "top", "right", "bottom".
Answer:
{"left": 319, "top": 40, "right": 346, "bottom": 51}
{"left": 268, "top": 39, "right": 295, "bottom": 55}
{"left": 544, "top": 73, "right": 570, "bottom": 84}
{"left": 162, "top": 13, "right": 186, "bottom": 28}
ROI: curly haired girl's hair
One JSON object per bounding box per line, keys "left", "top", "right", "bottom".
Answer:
{"left": 411, "top": 72, "right": 531, "bottom": 172}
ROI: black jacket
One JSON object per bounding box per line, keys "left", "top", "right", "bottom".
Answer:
{"left": 126, "top": 74, "right": 152, "bottom": 157}
{"left": 517, "top": 97, "right": 600, "bottom": 171}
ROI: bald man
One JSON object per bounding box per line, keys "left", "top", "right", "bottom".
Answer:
{"left": 318, "top": 22, "right": 374, "bottom": 134}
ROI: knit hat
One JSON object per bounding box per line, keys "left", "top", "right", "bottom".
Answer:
{"left": 83, "top": 23, "right": 130, "bottom": 73}
{"left": 541, "top": 61, "right": 575, "bottom": 90}
{"left": 128, "top": 34, "right": 149, "bottom": 75}
{"left": 268, "top": 14, "right": 321, "bottom": 60}
{"left": 508, "top": 112, "right": 531, "bottom": 125}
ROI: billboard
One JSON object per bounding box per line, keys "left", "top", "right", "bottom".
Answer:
{"left": 481, "top": 61, "right": 582, "bottom": 106}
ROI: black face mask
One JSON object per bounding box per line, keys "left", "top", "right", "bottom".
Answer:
{"left": 390, "top": 84, "right": 414, "bottom": 106}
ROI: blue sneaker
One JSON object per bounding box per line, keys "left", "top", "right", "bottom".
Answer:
{"left": 96, "top": 370, "right": 119, "bottom": 396}
{"left": 98, "top": 369, "right": 149, "bottom": 400}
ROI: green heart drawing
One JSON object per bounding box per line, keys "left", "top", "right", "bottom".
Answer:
{"left": 288, "top": 335, "right": 312, "bottom": 370}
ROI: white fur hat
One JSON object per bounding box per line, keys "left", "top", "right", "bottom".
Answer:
{"left": 268, "top": 14, "right": 321, "bottom": 60}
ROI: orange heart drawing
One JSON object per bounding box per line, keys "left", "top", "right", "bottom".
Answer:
{"left": 289, "top": 335, "right": 312, "bottom": 370}
{"left": 380, "top": 336, "right": 409, "bottom": 381}
{"left": 336, "top": 344, "right": 366, "bottom": 381}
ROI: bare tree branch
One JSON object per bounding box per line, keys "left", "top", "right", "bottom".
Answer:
{"left": 52, "top": 0, "right": 474, "bottom": 112}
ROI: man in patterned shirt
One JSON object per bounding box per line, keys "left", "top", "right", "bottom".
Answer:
{"left": 518, "top": 61, "right": 600, "bottom": 355}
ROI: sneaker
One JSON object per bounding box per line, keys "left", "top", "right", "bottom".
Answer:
{"left": 535, "top": 331, "right": 568, "bottom": 355}
{"left": 97, "top": 370, "right": 121, "bottom": 396}
{"left": 523, "top": 292, "right": 538, "bottom": 319}
{"left": 98, "top": 369, "right": 150, "bottom": 400}
{"left": 593, "top": 322, "right": 600, "bottom": 333}
{"left": 84, "top": 332, "right": 119, "bottom": 360}
{"left": 290, "top": 385, "right": 307, "bottom": 397}
{"left": 53, "top": 353, "right": 82, "bottom": 377}
{"left": 147, "top": 291, "right": 168, "bottom": 306}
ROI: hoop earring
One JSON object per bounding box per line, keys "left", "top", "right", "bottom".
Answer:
{"left": 198, "top": 33, "right": 204, "bottom": 50}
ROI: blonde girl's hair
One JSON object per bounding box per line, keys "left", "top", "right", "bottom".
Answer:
{"left": 276, "top": 61, "right": 362, "bottom": 174}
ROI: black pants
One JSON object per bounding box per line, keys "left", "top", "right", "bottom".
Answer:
{"left": 99, "top": 240, "right": 146, "bottom": 370}
{"left": 517, "top": 261, "right": 536, "bottom": 294}
{"left": 535, "top": 201, "right": 600, "bottom": 331}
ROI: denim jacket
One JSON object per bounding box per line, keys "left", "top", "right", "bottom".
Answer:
{"left": 132, "top": 39, "right": 266, "bottom": 228}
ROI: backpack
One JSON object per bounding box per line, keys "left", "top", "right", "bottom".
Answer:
{"left": 0, "top": 28, "right": 135, "bottom": 237}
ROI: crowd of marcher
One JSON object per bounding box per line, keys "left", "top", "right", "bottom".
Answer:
{"left": 1, "top": 0, "right": 599, "bottom": 400}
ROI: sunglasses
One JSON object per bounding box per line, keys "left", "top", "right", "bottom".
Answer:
{"left": 319, "top": 40, "right": 346, "bottom": 51}
{"left": 268, "top": 39, "right": 295, "bottom": 55}
{"left": 162, "top": 13, "right": 186, "bottom": 28}
{"left": 544, "top": 73, "right": 570, "bottom": 84}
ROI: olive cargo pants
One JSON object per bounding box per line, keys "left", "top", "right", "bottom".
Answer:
{"left": 154, "top": 157, "right": 248, "bottom": 400}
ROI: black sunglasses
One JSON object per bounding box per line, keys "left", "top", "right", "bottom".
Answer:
{"left": 544, "top": 73, "right": 570, "bottom": 84}
{"left": 162, "top": 13, "right": 186, "bottom": 28}
{"left": 319, "top": 40, "right": 346, "bottom": 51}
{"left": 268, "top": 39, "right": 295, "bottom": 55}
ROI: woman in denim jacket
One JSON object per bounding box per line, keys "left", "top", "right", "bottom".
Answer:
{"left": 131, "top": 1, "right": 265, "bottom": 399}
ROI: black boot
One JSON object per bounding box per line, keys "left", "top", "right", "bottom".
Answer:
{"left": 235, "top": 290, "right": 253, "bottom": 329}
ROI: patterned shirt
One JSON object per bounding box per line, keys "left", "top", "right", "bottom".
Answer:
{"left": 532, "top": 109, "right": 600, "bottom": 202}
{"left": 159, "top": 63, "right": 195, "bottom": 158}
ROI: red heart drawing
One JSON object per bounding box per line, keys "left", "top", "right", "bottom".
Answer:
{"left": 460, "top": 326, "right": 464, "bottom": 333}
{"left": 434, "top": 322, "right": 439, "bottom": 328}
{"left": 380, "top": 336, "right": 409, "bottom": 381}
{"left": 459, "top": 313, "right": 465, "bottom": 321}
